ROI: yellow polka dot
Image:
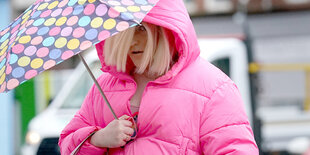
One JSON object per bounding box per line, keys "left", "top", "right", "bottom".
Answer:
{"left": 0, "top": 39, "right": 8, "bottom": 50}
{"left": 37, "top": 3, "right": 49, "bottom": 11}
{"left": 0, "top": 73, "right": 5, "bottom": 85}
{"left": 18, "top": 56, "right": 31, "bottom": 67}
{"left": 55, "top": 17, "right": 67, "bottom": 26}
{"left": 0, "top": 46, "right": 8, "bottom": 56}
{"left": 19, "top": 36, "right": 31, "bottom": 44}
{"left": 48, "top": 1, "right": 59, "bottom": 10}
{"left": 127, "top": 6, "right": 140, "bottom": 12}
{"left": 114, "top": 6, "right": 127, "bottom": 12}
{"left": 91, "top": 17, "right": 103, "bottom": 28}
{"left": 103, "top": 19, "right": 116, "bottom": 30}
{"left": 67, "top": 39, "right": 80, "bottom": 50}
{"left": 55, "top": 37, "right": 67, "bottom": 48}
{"left": 22, "top": 10, "right": 32, "bottom": 19}
{"left": 0, "top": 66, "right": 5, "bottom": 77}
{"left": 88, "top": 0, "right": 96, "bottom": 3}
{"left": 44, "top": 18, "right": 56, "bottom": 26}
{"left": 78, "top": 0, "right": 87, "bottom": 5}
{"left": 31, "top": 58, "right": 43, "bottom": 69}
{"left": 21, "top": 15, "right": 30, "bottom": 25}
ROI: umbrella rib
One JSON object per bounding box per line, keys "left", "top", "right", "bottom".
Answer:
{"left": 78, "top": 53, "right": 118, "bottom": 120}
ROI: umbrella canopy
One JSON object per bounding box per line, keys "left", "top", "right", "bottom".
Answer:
{"left": 0, "top": 0, "right": 158, "bottom": 93}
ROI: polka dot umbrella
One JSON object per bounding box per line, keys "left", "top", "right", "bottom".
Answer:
{"left": 0, "top": 0, "right": 159, "bottom": 93}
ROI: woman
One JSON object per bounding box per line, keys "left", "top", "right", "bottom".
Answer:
{"left": 59, "top": 0, "right": 259, "bottom": 154}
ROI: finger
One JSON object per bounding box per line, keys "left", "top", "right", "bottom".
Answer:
{"left": 119, "top": 115, "right": 130, "bottom": 120}
{"left": 123, "top": 126, "right": 134, "bottom": 136}
{"left": 123, "top": 134, "right": 131, "bottom": 142}
{"left": 120, "top": 119, "right": 133, "bottom": 127}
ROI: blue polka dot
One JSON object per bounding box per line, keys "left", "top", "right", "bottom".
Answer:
{"left": 135, "top": 0, "right": 147, "bottom": 5}
{"left": 37, "top": 27, "right": 50, "bottom": 35}
{"left": 0, "top": 33, "right": 10, "bottom": 43}
{"left": 73, "top": 5, "right": 84, "bottom": 15}
{"left": 33, "top": 18, "right": 45, "bottom": 26}
{"left": 42, "top": 37, "right": 55, "bottom": 47}
{"left": 17, "top": 28, "right": 26, "bottom": 36}
{"left": 68, "top": 0, "right": 78, "bottom": 6}
{"left": 121, "top": 12, "right": 134, "bottom": 21}
{"left": 12, "top": 67, "right": 25, "bottom": 78}
{"left": 85, "top": 29, "right": 98, "bottom": 40}
{"left": 49, "top": 49, "right": 61, "bottom": 59}
{"left": 12, "top": 18, "right": 21, "bottom": 28}
{"left": 9, "top": 54, "right": 18, "bottom": 64}
{"left": 31, "top": 11, "right": 41, "bottom": 19}
{"left": 78, "top": 16, "right": 91, "bottom": 27}
{"left": 0, "top": 58, "right": 6, "bottom": 69}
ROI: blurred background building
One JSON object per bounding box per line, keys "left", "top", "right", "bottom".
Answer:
{"left": 1, "top": 0, "right": 310, "bottom": 154}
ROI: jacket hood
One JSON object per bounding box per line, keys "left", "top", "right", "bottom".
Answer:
{"left": 95, "top": 0, "right": 200, "bottom": 83}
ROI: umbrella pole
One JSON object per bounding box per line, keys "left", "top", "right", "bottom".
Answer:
{"left": 78, "top": 53, "right": 118, "bottom": 120}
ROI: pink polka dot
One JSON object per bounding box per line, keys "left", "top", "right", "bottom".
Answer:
{"left": 10, "top": 31, "right": 18, "bottom": 40}
{"left": 0, "top": 82, "right": 6, "bottom": 93}
{"left": 26, "top": 20, "right": 34, "bottom": 27}
{"left": 11, "top": 24, "right": 20, "bottom": 34}
{"left": 141, "top": 5, "right": 153, "bottom": 11}
{"left": 58, "top": 0, "right": 69, "bottom": 7}
{"left": 0, "top": 27, "right": 10, "bottom": 36}
{"left": 19, "top": 24, "right": 26, "bottom": 30}
{"left": 49, "top": 27, "right": 61, "bottom": 36}
{"left": 40, "top": 10, "right": 52, "bottom": 18}
{"left": 24, "top": 46, "right": 37, "bottom": 56}
{"left": 116, "top": 21, "right": 129, "bottom": 31}
{"left": 9, "top": 36, "right": 16, "bottom": 45}
{"left": 84, "top": 4, "right": 95, "bottom": 15}
{"left": 121, "top": 0, "right": 134, "bottom": 5}
{"left": 43, "top": 60, "right": 56, "bottom": 70}
{"left": 98, "top": 30, "right": 111, "bottom": 41}
{"left": 62, "top": 7, "right": 73, "bottom": 16}
{"left": 72, "top": 27, "right": 85, "bottom": 38}
{"left": 30, "top": 10, "right": 35, "bottom": 16}
{"left": 108, "top": 8, "right": 120, "bottom": 18}
{"left": 80, "top": 41, "right": 92, "bottom": 50}
{"left": 61, "top": 50, "right": 74, "bottom": 60}
{"left": 25, "top": 27, "right": 38, "bottom": 35}
{"left": 61, "top": 27, "right": 73, "bottom": 37}
{"left": 36, "top": 47, "right": 49, "bottom": 57}
{"left": 7, "top": 79, "right": 19, "bottom": 90}
{"left": 12, "top": 44, "right": 24, "bottom": 54}
{"left": 31, "top": 36, "right": 43, "bottom": 45}
{"left": 96, "top": 4, "right": 108, "bottom": 16}
{"left": 51, "top": 8, "right": 62, "bottom": 17}
{"left": 25, "top": 70, "right": 38, "bottom": 80}
{"left": 6, "top": 65, "right": 12, "bottom": 74}
{"left": 133, "top": 12, "right": 145, "bottom": 19}
{"left": 67, "top": 16, "right": 78, "bottom": 26}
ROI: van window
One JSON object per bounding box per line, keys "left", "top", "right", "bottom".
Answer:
{"left": 211, "top": 57, "right": 230, "bottom": 77}
{"left": 61, "top": 61, "right": 102, "bottom": 109}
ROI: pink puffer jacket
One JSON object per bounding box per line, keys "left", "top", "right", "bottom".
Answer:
{"left": 59, "top": 0, "right": 259, "bottom": 154}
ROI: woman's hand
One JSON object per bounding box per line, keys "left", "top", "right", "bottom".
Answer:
{"left": 90, "top": 115, "right": 134, "bottom": 148}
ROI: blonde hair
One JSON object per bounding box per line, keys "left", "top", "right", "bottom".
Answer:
{"left": 103, "top": 22, "right": 175, "bottom": 76}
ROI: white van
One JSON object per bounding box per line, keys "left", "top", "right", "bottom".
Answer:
{"left": 21, "top": 38, "right": 252, "bottom": 155}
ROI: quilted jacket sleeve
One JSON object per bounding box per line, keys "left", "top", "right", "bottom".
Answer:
{"left": 200, "top": 82, "right": 259, "bottom": 154}
{"left": 58, "top": 85, "right": 107, "bottom": 155}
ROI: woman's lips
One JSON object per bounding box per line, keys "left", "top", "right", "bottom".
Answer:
{"left": 131, "top": 51, "right": 143, "bottom": 54}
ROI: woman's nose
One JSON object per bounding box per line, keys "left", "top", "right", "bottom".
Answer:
{"left": 131, "top": 39, "right": 139, "bottom": 46}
